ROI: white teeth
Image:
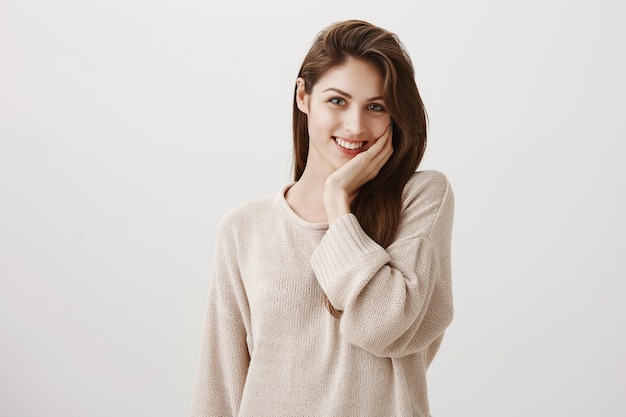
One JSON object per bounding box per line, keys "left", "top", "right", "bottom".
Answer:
{"left": 335, "top": 137, "right": 364, "bottom": 150}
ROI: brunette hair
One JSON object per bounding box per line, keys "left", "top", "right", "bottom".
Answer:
{"left": 293, "top": 20, "right": 427, "bottom": 317}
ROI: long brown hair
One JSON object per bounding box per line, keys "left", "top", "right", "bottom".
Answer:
{"left": 292, "top": 20, "right": 428, "bottom": 317}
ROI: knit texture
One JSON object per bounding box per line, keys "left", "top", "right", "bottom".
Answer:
{"left": 191, "top": 170, "right": 454, "bottom": 417}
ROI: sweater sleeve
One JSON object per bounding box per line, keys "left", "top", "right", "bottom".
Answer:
{"left": 191, "top": 223, "right": 250, "bottom": 417}
{"left": 310, "top": 172, "right": 454, "bottom": 358}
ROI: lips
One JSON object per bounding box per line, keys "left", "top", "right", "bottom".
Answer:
{"left": 334, "top": 137, "right": 365, "bottom": 150}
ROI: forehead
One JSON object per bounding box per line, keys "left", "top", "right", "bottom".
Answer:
{"left": 312, "top": 57, "right": 384, "bottom": 99}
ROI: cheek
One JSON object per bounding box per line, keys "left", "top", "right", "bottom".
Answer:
{"left": 369, "top": 116, "right": 392, "bottom": 138}
{"left": 308, "top": 107, "right": 338, "bottom": 133}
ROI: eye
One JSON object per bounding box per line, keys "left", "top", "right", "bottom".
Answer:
{"left": 329, "top": 97, "right": 345, "bottom": 105}
{"left": 368, "top": 103, "right": 385, "bottom": 112}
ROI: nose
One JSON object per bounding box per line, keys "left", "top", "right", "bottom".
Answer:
{"left": 343, "top": 107, "right": 366, "bottom": 136}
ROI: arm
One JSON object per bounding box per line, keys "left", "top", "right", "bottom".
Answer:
{"left": 191, "top": 226, "right": 250, "bottom": 417}
{"left": 311, "top": 174, "right": 454, "bottom": 358}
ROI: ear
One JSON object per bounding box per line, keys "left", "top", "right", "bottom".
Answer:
{"left": 295, "top": 77, "right": 309, "bottom": 114}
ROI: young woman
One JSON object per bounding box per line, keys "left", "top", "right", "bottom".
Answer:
{"left": 191, "top": 19, "right": 454, "bottom": 417}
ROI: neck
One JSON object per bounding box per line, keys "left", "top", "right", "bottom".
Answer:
{"left": 285, "top": 169, "right": 329, "bottom": 223}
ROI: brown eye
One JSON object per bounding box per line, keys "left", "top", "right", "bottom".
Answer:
{"left": 368, "top": 103, "right": 385, "bottom": 112}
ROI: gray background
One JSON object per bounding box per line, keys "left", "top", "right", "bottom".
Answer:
{"left": 1, "top": 0, "right": 625, "bottom": 416}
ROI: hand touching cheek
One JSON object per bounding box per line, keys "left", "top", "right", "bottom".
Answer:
{"left": 323, "top": 124, "right": 393, "bottom": 223}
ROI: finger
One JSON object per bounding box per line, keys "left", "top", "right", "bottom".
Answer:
{"left": 379, "top": 123, "right": 392, "bottom": 139}
{"left": 369, "top": 125, "right": 394, "bottom": 162}
{"left": 370, "top": 144, "right": 393, "bottom": 169}
{"left": 376, "top": 123, "right": 393, "bottom": 145}
{"left": 364, "top": 125, "right": 391, "bottom": 158}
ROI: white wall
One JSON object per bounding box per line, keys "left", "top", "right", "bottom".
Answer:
{"left": 1, "top": 0, "right": 624, "bottom": 416}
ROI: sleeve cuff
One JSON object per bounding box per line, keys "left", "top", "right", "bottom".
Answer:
{"left": 311, "top": 214, "right": 389, "bottom": 307}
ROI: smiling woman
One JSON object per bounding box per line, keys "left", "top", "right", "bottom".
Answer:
{"left": 294, "top": 57, "right": 390, "bottom": 172}
{"left": 190, "top": 19, "right": 454, "bottom": 417}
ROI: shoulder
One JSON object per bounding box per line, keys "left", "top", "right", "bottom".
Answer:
{"left": 216, "top": 192, "right": 277, "bottom": 240}
{"left": 397, "top": 170, "right": 454, "bottom": 240}
{"left": 403, "top": 170, "right": 452, "bottom": 204}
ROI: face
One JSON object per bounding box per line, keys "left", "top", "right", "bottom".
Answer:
{"left": 296, "top": 57, "right": 391, "bottom": 177}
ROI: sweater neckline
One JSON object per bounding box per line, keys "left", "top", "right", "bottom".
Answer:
{"left": 275, "top": 183, "right": 329, "bottom": 232}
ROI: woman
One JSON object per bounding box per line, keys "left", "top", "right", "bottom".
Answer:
{"left": 191, "top": 19, "right": 454, "bottom": 417}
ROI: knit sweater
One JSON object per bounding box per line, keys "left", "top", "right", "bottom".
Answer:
{"left": 191, "top": 170, "right": 454, "bottom": 417}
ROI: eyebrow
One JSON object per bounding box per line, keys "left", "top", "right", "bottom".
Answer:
{"left": 322, "top": 88, "right": 384, "bottom": 102}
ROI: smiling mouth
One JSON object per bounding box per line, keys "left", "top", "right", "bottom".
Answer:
{"left": 334, "top": 137, "right": 365, "bottom": 150}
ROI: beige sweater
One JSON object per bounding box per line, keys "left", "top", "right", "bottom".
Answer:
{"left": 191, "top": 170, "right": 454, "bottom": 417}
